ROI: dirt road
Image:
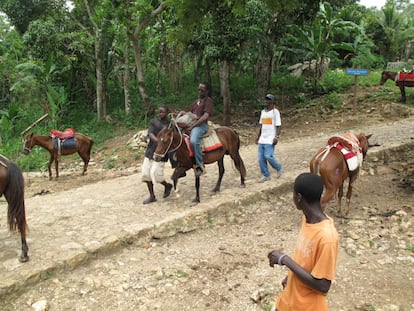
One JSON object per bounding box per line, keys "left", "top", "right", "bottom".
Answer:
{"left": 1, "top": 101, "right": 414, "bottom": 311}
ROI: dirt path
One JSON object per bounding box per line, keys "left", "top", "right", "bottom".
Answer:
{"left": 1, "top": 101, "right": 414, "bottom": 310}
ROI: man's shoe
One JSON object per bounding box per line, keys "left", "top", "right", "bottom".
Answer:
{"left": 258, "top": 176, "right": 271, "bottom": 183}
{"left": 277, "top": 168, "right": 283, "bottom": 179}
{"left": 163, "top": 183, "right": 173, "bottom": 198}
{"left": 143, "top": 197, "right": 157, "bottom": 204}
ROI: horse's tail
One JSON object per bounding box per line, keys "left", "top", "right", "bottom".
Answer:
{"left": 76, "top": 133, "right": 94, "bottom": 154}
{"left": 4, "top": 160, "right": 27, "bottom": 238}
{"left": 87, "top": 137, "right": 94, "bottom": 155}
{"left": 310, "top": 146, "right": 330, "bottom": 175}
{"left": 233, "top": 131, "right": 247, "bottom": 179}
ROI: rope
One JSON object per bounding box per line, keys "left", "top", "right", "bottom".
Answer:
{"left": 153, "top": 117, "right": 184, "bottom": 158}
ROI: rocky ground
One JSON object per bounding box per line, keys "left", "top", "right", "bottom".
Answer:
{"left": 1, "top": 90, "right": 414, "bottom": 311}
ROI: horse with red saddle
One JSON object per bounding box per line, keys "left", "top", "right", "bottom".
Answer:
{"left": 310, "top": 132, "right": 372, "bottom": 217}
{"left": 154, "top": 118, "right": 246, "bottom": 204}
{"left": 23, "top": 129, "right": 94, "bottom": 180}
{"left": 380, "top": 70, "right": 414, "bottom": 103}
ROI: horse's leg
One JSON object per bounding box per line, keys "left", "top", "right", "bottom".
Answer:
{"left": 213, "top": 158, "right": 225, "bottom": 192}
{"left": 19, "top": 237, "right": 29, "bottom": 262}
{"left": 321, "top": 185, "right": 337, "bottom": 211}
{"left": 320, "top": 169, "right": 341, "bottom": 211}
{"left": 228, "top": 149, "right": 246, "bottom": 187}
{"left": 344, "top": 171, "right": 359, "bottom": 216}
{"left": 337, "top": 182, "right": 344, "bottom": 216}
{"left": 48, "top": 155, "right": 54, "bottom": 180}
{"left": 193, "top": 176, "right": 200, "bottom": 203}
{"left": 78, "top": 150, "right": 90, "bottom": 175}
{"left": 400, "top": 85, "right": 406, "bottom": 103}
{"left": 55, "top": 156, "right": 59, "bottom": 179}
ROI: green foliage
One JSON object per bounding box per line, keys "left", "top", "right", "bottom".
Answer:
{"left": 17, "top": 147, "right": 49, "bottom": 173}
{"left": 321, "top": 69, "right": 355, "bottom": 93}
{"left": 321, "top": 92, "right": 342, "bottom": 108}
{"left": 272, "top": 74, "right": 311, "bottom": 107}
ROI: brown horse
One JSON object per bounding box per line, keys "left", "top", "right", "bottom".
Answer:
{"left": 380, "top": 71, "right": 414, "bottom": 103}
{"left": 310, "top": 133, "right": 372, "bottom": 217}
{"left": 154, "top": 122, "right": 246, "bottom": 203}
{"left": 23, "top": 133, "right": 94, "bottom": 180}
{"left": 0, "top": 155, "right": 29, "bottom": 262}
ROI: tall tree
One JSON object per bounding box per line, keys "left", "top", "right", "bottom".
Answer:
{"left": 177, "top": 0, "right": 260, "bottom": 125}
{"left": 112, "top": 0, "right": 168, "bottom": 117}
{"left": 71, "top": 0, "right": 115, "bottom": 121}
{"left": 0, "top": 0, "right": 60, "bottom": 34}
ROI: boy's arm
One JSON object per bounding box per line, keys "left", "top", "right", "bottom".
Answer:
{"left": 282, "top": 254, "right": 332, "bottom": 293}
{"left": 268, "top": 250, "right": 332, "bottom": 293}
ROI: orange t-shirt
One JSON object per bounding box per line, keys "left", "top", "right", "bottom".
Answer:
{"left": 276, "top": 216, "right": 339, "bottom": 311}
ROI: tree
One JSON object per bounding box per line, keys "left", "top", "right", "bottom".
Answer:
{"left": 0, "top": 0, "right": 58, "bottom": 34}
{"left": 364, "top": 0, "right": 414, "bottom": 62}
{"left": 71, "top": 0, "right": 115, "bottom": 121}
{"left": 287, "top": 2, "right": 360, "bottom": 90}
{"left": 176, "top": 0, "right": 263, "bottom": 125}
{"left": 130, "top": 2, "right": 167, "bottom": 116}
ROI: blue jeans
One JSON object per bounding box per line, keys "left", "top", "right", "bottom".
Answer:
{"left": 258, "top": 143, "right": 282, "bottom": 177}
{"left": 190, "top": 123, "right": 208, "bottom": 167}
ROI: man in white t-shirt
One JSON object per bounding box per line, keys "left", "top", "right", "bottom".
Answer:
{"left": 255, "top": 94, "right": 283, "bottom": 183}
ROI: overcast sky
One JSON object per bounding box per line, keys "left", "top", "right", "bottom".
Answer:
{"left": 359, "top": 0, "right": 386, "bottom": 8}
{"left": 359, "top": 0, "right": 414, "bottom": 9}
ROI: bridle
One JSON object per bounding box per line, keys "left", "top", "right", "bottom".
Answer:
{"left": 22, "top": 136, "right": 32, "bottom": 154}
{"left": 153, "top": 118, "right": 184, "bottom": 159}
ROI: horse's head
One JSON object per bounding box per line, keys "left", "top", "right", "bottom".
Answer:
{"left": 153, "top": 127, "right": 174, "bottom": 162}
{"left": 357, "top": 133, "right": 372, "bottom": 158}
{"left": 379, "top": 71, "right": 396, "bottom": 85}
{"left": 22, "top": 133, "right": 34, "bottom": 155}
{"left": 379, "top": 71, "right": 387, "bottom": 85}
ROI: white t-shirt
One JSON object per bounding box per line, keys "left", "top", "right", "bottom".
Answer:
{"left": 258, "top": 108, "right": 281, "bottom": 145}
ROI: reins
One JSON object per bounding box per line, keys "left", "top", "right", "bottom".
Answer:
{"left": 154, "top": 117, "right": 184, "bottom": 158}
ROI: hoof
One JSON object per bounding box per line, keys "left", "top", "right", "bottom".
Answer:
{"left": 19, "top": 255, "right": 29, "bottom": 263}
{"left": 240, "top": 184, "right": 246, "bottom": 188}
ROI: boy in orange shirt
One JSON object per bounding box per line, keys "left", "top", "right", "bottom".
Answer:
{"left": 268, "top": 173, "right": 339, "bottom": 311}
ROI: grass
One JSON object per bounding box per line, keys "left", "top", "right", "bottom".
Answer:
{"left": 406, "top": 245, "right": 414, "bottom": 253}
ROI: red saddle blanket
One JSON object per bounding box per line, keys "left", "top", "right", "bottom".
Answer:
{"left": 327, "top": 133, "right": 362, "bottom": 171}
{"left": 50, "top": 128, "right": 76, "bottom": 139}
{"left": 398, "top": 71, "right": 414, "bottom": 81}
{"left": 184, "top": 130, "right": 223, "bottom": 157}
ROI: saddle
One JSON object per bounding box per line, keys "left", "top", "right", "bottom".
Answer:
{"left": 398, "top": 71, "right": 414, "bottom": 81}
{"left": 50, "top": 128, "right": 76, "bottom": 139}
{"left": 184, "top": 129, "right": 223, "bottom": 157}
{"left": 327, "top": 133, "right": 362, "bottom": 171}
{"left": 50, "top": 128, "right": 77, "bottom": 154}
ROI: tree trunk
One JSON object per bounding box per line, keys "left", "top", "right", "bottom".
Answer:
{"left": 95, "top": 50, "right": 105, "bottom": 121}
{"left": 130, "top": 36, "right": 153, "bottom": 116}
{"left": 128, "top": 2, "right": 167, "bottom": 117}
{"left": 219, "top": 60, "right": 231, "bottom": 126}
{"left": 123, "top": 39, "right": 131, "bottom": 115}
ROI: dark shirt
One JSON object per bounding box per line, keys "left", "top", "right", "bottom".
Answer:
{"left": 145, "top": 118, "right": 169, "bottom": 160}
{"left": 190, "top": 97, "right": 213, "bottom": 122}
